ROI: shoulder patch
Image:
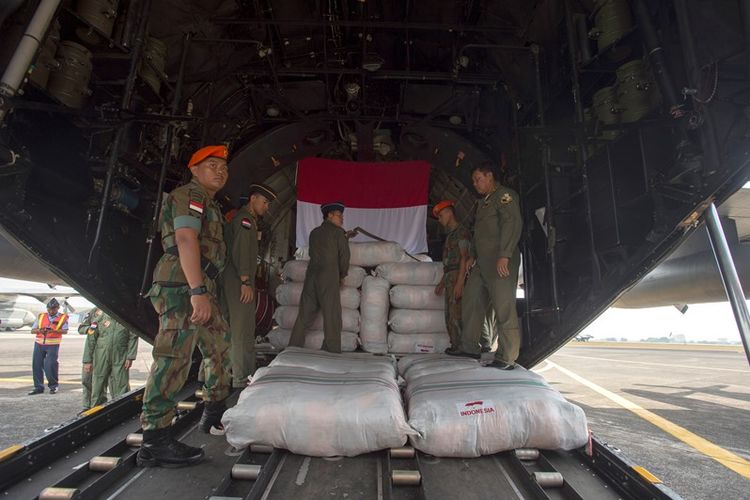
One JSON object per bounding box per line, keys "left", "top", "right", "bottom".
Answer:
{"left": 241, "top": 217, "right": 254, "bottom": 230}
{"left": 188, "top": 199, "right": 204, "bottom": 215}
{"left": 500, "top": 192, "right": 513, "bottom": 205}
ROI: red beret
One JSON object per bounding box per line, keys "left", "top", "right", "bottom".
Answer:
{"left": 188, "top": 145, "right": 229, "bottom": 168}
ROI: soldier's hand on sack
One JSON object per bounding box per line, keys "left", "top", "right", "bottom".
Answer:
{"left": 123, "top": 359, "right": 133, "bottom": 370}
{"left": 452, "top": 282, "right": 464, "bottom": 301}
{"left": 190, "top": 294, "right": 212, "bottom": 325}
{"left": 434, "top": 280, "right": 444, "bottom": 296}
{"left": 240, "top": 284, "right": 254, "bottom": 304}
{"left": 83, "top": 363, "right": 92, "bottom": 374}
{"left": 496, "top": 257, "right": 510, "bottom": 278}
{"left": 345, "top": 229, "right": 358, "bottom": 239}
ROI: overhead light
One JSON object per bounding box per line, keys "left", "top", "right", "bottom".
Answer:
{"left": 362, "top": 53, "right": 383, "bottom": 72}
{"left": 344, "top": 82, "right": 360, "bottom": 99}
{"left": 266, "top": 105, "right": 280, "bottom": 117}
{"left": 449, "top": 115, "right": 462, "bottom": 125}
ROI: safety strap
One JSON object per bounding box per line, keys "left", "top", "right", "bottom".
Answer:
{"left": 164, "top": 246, "right": 220, "bottom": 280}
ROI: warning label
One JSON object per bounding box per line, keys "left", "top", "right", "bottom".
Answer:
{"left": 455, "top": 400, "right": 496, "bottom": 417}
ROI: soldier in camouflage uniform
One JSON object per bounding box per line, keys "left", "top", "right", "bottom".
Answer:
{"left": 79, "top": 307, "right": 104, "bottom": 411}
{"left": 222, "top": 183, "right": 276, "bottom": 388}
{"left": 455, "top": 163, "right": 523, "bottom": 370}
{"left": 432, "top": 200, "right": 472, "bottom": 354}
{"left": 289, "top": 202, "right": 350, "bottom": 353}
{"left": 137, "top": 145, "right": 232, "bottom": 468}
{"left": 82, "top": 309, "right": 138, "bottom": 406}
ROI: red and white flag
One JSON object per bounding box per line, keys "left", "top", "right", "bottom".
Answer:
{"left": 296, "top": 158, "right": 431, "bottom": 254}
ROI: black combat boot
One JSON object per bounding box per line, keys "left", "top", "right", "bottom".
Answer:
{"left": 199, "top": 400, "right": 226, "bottom": 434}
{"left": 136, "top": 427, "right": 204, "bottom": 467}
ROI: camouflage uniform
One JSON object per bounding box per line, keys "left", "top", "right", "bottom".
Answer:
{"left": 222, "top": 206, "right": 259, "bottom": 387}
{"left": 141, "top": 178, "right": 231, "bottom": 432}
{"left": 289, "top": 220, "right": 350, "bottom": 353}
{"left": 83, "top": 312, "right": 138, "bottom": 406}
{"left": 461, "top": 183, "right": 523, "bottom": 363}
{"left": 441, "top": 223, "right": 472, "bottom": 350}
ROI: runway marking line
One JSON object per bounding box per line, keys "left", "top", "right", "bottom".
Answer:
{"left": 554, "top": 353, "right": 750, "bottom": 373}
{"left": 547, "top": 361, "right": 750, "bottom": 480}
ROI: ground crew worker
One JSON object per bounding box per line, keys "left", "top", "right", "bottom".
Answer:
{"left": 137, "top": 144, "right": 232, "bottom": 468}
{"left": 79, "top": 307, "right": 104, "bottom": 410}
{"left": 82, "top": 310, "right": 138, "bottom": 406}
{"left": 432, "top": 200, "right": 472, "bottom": 354}
{"left": 222, "top": 183, "right": 276, "bottom": 388}
{"left": 454, "top": 163, "right": 523, "bottom": 369}
{"left": 28, "top": 298, "right": 68, "bottom": 395}
{"left": 289, "top": 202, "right": 350, "bottom": 353}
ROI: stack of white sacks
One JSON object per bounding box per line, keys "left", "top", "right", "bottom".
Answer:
{"left": 268, "top": 260, "right": 366, "bottom": 351}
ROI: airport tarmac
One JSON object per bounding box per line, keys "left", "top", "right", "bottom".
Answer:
{"left": 0, "top": 335, "right": 748, "bottom": 499}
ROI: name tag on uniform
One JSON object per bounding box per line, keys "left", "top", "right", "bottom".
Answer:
{"left": 257, "top": 231, "right": 262, "bottom": 240}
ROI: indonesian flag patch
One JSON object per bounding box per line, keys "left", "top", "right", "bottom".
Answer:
{"left": 189, "top": 200, "right": 204, "bottom": 214}
{"left": 241, "top": 218, "right": 253, "bottom": 230}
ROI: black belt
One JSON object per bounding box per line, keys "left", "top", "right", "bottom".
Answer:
{"left": 164, "top": 247, "right": 221, "bottom": 280}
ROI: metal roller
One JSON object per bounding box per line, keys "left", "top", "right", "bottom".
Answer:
{"left": 89, "top": 455, "right": 122, "bottom": 472}
{"left": 390, "top": 447, "right": 416, "bottom": 459}
{"left": 195, "top": 389, "right": 205, "bottom": 399}
{"left": 533, "top": 472, "right": 564, "bottom": 488}
{"left": 125, "top": 433, "right": 143, "bottom": 447}
{"left": 515, "top": 449, "right": 540, "bottom": 461}
{"left": 231, "top": 464, "right": 262, "bottom": 481}
{"left": 391, "top": 470, "right": 421, "bottom": 487}
{"left": 38, "top": 487, "right": 80, "bottom": 500}
{"left": 176, "top": 401, "right": 198, "bottom": 411}
{"left": 250, "top": 444, "right": 273, "bottom": 454}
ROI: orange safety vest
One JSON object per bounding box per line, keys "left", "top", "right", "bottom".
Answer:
{"left": 35, "top": 313, "right": 68, "bottom": 345}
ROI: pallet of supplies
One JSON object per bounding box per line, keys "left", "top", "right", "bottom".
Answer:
{"left": 281, "top": 260, "right": 366, "bottom": 288}
{"left": 404, "top": 365, "right": 589, "bottom": 457}
{"left": 389, "top": 285, "right": 444, "bottom": 310}
{"left": 222, "top": 350, "right": 413, "bottom": 457}
{"left": 375, "top": 262, "right": 443, "bottom": 285}
{"left": 387, "top": 332, "right": 451, "bottom": 354}
{"left": 273, "top": 305, "right": 361, "bottom": 332}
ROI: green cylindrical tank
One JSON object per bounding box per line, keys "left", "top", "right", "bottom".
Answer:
{"left": 47, "top": 41, "right": 93, "bottom": 108}
{"left": 593, "top": 0, "right": 632, "bottom": 60}
{"left": 592, "top": 86, "right": 620, "bottom": 141}
{"left": 138, "top": 37, "right": 168, "bottom": 95}
{"left": 29, "top": 20, "right": 61, "bottom": 89}
{"left": 75, "top": 0, "right": 119, "bottom": 45}
{"left": 616, "top": 59, "right": 654, "bottom": 122}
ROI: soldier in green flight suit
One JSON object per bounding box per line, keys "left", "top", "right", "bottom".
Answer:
{"left": 454, "top": 163, "right": 523, "bottom": 369}
{"left": 79, "top": 307, "right": 104, "bottom": 411}
{"left": 289, "top": 202, "right": 350, "bottom": 353}
{"left": 81, "top": 309, "right": 138, "bottom": 406}
{"left": 222, "top": 183, "right": 276, "bottom": 388}
{"left": 137, "top": 144, "right": 232, "bottom": 468}
{"left": 432, "top": 200, "right": 472, "bottom": 354}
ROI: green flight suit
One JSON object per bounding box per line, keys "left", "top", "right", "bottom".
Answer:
{"left": 440, "top": 223, "right": 472, "bottom": 350}
{"left": 79, "top": 308, "right": 104, "bottom": 410}
{"left": 289, "top": 220, "right": 350, "bottom": 353}
{"left": 141, "top": 178, "right": 232, "bottom": 432}
{"left": 461, "top": 183, "right": 523, "bottom": 364}
{"left": 83, "top": 312, "right": 138, "bottom": 406}
{"left": 222, "top": 206, "right": 259, "bottom": 387}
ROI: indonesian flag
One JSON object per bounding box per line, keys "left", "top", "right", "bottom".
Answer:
{"left": 296, "top": 158, "right": 431, "bottom": 254}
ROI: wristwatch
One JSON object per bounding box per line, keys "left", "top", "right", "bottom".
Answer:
{"left": 241, "top": 279, "right": 253, "bottom": 287}
{"left": 189, "top": 285, "right": 208, "bottom": 296}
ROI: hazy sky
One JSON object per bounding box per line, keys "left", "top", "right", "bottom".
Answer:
{"left": 583, "top": 301, "right": 746, "bottom": 342}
